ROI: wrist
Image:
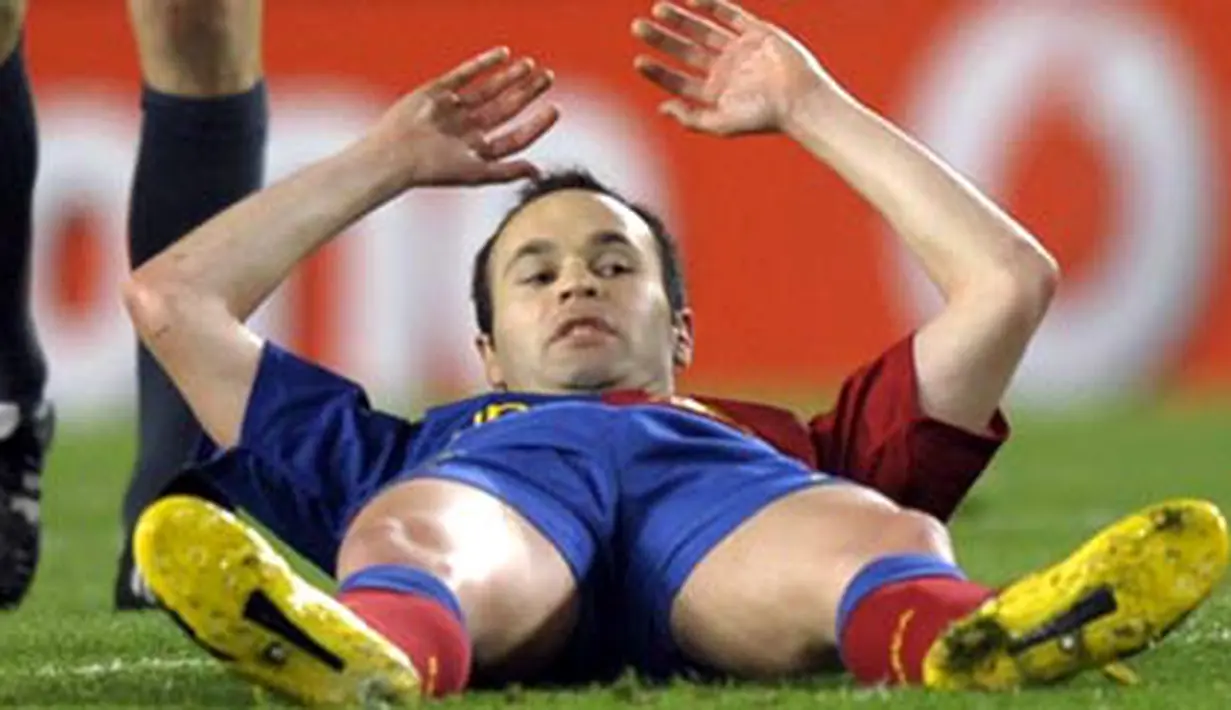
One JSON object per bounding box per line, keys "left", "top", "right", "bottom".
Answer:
{"left": 344, "top": 133, "right": 421, "bottom": 199}
{"left": 781, "top": 82, "right": 860, "bottom": 144}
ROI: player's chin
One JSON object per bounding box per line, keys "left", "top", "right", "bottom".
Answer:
{"left": 554, "top": 356, "right": 631, "bottom": 393}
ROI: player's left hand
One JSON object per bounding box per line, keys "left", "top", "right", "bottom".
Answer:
{"left": 632, "top": 0, "right": 844, "bottom": 136}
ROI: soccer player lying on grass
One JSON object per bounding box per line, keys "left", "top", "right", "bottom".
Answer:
{"left": 122, "top": 0, "right": 1229, "bottom": 705}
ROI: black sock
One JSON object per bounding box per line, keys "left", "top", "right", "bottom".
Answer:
{"left": 121, "top": 84, "right": 267, "bottom": 537}
{"left": 0, "top": 41, "right": 46, "bottom": 407}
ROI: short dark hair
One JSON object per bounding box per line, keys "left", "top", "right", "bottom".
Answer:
{"left": 470, "top": 168, "right": 688, "bottom": 336}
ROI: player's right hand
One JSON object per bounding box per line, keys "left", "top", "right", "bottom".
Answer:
{"left": 363, "top": 47, "right": 559, "bottom": 189}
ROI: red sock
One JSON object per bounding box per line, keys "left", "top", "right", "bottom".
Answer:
{"left": 840, "top": 576, "right": 995, "bottom": 686}
{"left": 338, "top": 588, "right": 472, "bottom": 697}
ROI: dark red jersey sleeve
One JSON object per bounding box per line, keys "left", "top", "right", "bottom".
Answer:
{"left": 808, "top": 333, "right": 1010, "bottom": 521}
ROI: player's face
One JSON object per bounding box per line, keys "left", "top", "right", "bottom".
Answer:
{"left": 477, "top": 189, "right": 693, "bottom": 395}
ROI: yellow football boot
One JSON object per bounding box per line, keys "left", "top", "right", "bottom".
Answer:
{"left": 924, "top": 498, "right": 1229, "bottom": 690}
{"left": 134, "top": 495, "right": 421, "bottom": 707}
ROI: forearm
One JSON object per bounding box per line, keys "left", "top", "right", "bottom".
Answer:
{"left": 130, "top": 137, "right": 405, "bottom": 321}
{"left": 119, "top": 45, "right": 553, "bottom": 449}
{"left": 784, "top": 90, "right": 1057, "bottom": 300}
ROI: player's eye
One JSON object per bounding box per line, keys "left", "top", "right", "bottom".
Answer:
{"left": 520, "top": 270, "right": 556, "bottom": 286}
{"left": 594, "top": 259, "right": 634, "bottom": 278}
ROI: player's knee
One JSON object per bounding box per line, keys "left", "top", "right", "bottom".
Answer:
{"left": 876, "top": 509, "right": 954, "bottom": 560}
{"left": 130, "top": 0, "right": 262, "bottom": 96}
{"left": 336, "top": 513, "right": 456, "bottom": 582}
{"left": 337, "top": 508, "right": 580, "bottom": 672}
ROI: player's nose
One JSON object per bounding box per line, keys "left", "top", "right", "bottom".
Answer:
{"left": 555, "top": 261, "right": 602, "bottom": 302}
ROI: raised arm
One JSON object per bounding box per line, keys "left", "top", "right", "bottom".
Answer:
{"left": 632, "top": 0, "right": 1058, "bottom": 433}
{"left": 123, "top": 47, "right": 558, "bottom": 447}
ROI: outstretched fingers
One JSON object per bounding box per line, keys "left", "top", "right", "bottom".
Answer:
{"left": 634, "top": 55, "right": 709, "bottom": 103}
{"left": 480, "top": 103, "right": 560, "bottom": 161}
{"left": 632, "top": 16, "right": 717, "bottom": 71}
{"left": 686, "top": 0, "right": 758, "bottom": 31}
{"left": 651, "top": 2, "right": 736, "bottom": 51}
{"left": 458, "top": 57, "right": 535, "bottom": 107}
{"left": 435, "top": 46, "right": 513, "bottom": 91}
{"left": 469, "top": 67, "right": 555, "bottom": 131}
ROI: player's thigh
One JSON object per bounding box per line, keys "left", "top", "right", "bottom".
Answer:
{"left": 669, "top": 483, "right": 954, "bottom": 679}
{"left": 338, "top": 477, "right": 581, "bottom": 676}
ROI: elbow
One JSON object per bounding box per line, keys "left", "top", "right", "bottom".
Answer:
{"left": 968, "top": 244, "right": 1061, "bottom": 327}
{"left": 122, "top": 271, "right": 193, "bottom": 348}
{"left": 1010, "top": 245, "right": 1060, "bottom": 320}
{"left": 121, "top": 276, "right": 170, "bottom": 346}
{"left": 122, "top": 271, "right": 234, "bottom": 353}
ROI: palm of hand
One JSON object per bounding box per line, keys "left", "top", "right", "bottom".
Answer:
{"left": 699, "top": 28, "right": 814, "bottom": 135}
{"left": 367, "top": 48, "right": 559, "bottom": 188}
{"left": 634, "top": 1, "right": 832, "bottom": 137}
{"left": 391, "top": 91, "right": 507, "bottom": 185}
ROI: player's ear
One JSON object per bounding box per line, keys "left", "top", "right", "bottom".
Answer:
{"left": 474, "top": 332, "right": 506, "bottom": 389}
{"left": 671, "top": 309, "right": 695, "bottom": 369}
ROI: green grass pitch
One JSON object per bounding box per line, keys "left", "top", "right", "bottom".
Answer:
{"left": 1, "top": 403, "right": 1228, "bottom": 708}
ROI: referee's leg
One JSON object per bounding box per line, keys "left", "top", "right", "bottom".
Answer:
{"left": 0, "top": 0, "right": 55, "bottom": 610}
{"left": 115, "top": 0, "right": 267, "bottom": 609}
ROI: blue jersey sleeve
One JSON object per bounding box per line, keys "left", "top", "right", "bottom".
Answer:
{"left": 195, "top": 342, "right": 422, "bottom": 572}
